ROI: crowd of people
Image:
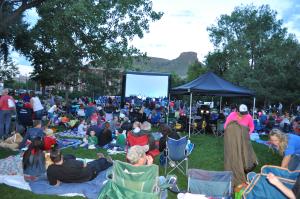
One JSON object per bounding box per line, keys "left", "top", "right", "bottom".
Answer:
{"left": 1, "top": 88, "right": 300, "bottom": 198}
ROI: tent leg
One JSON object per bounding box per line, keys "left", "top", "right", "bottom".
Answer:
{"left": 189, "top": 92, "right": 192, "bottom": 138}
{"left": 253, "top": 97, "right": 256, "bottom": 118}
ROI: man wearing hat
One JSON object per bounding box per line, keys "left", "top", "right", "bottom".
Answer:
{"left": 224, "top": 104, "right": 254, "bottom": 134}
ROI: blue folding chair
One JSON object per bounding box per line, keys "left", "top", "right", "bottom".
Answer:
{"left": 254, "top": 119, "right": 263, "bottom": 132}
{"left": 165, "top": 136, "right": 188, "bottom": 176}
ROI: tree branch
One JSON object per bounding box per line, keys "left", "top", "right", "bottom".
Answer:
{"left": 1, "top": 0, "right": 45, "bottom": 28}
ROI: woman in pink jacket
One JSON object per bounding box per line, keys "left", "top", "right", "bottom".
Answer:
{"left": 224, "top": 104, "right": 254, "bottom": 135}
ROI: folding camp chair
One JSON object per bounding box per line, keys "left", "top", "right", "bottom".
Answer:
{"left": 165, "top": 136, "right": 188, "bottom": 176}
{"left": 188, "top": 169, "right": 233, "bottom": 198}
{"left": 214, "top": 119, "right": 225, "bottom": 137}
{"left": 254, "top": 119, "right": 263, "bottom": 132}
{"left": 98, "top": 160, "right": 165, "bottom": 199}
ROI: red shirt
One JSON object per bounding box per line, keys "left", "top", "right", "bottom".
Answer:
{"left": 0, "top": 95, "right": 14, "bottom": 111}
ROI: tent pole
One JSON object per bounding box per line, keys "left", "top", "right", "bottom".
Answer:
{"left": 253, "top": 97, "right": 256, "bottom": 118}
{"left": 219, "top": 96, "right": 222, "bottom": 112}
{"left": 189, "top": 92, "right": 192, "bottom": 138}
{"left": 167, "top": 93, "right": 170, "bottom": 124}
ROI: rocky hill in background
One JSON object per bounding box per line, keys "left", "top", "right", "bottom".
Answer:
{"left": 132, "top": 52, "right": 198, "bottom": 77}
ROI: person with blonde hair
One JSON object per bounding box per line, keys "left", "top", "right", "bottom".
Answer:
{"left": 269, "top": 128, "right": 300, "bottom": 170}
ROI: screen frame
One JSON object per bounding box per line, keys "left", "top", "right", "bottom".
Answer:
{"left": 121, "top": 71, "right": 171, "bottom": 107}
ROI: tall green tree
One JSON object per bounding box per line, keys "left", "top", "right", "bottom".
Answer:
{"left": 186, "top": 61, "right": 207, "bottom": 82}
{"left": 206, "top": 4, "right": 300, "bottom": 105}
{"left": 26, "top": 0, "right": 162, "bottom": 101}
{"left": 0, "top": 0, "right": 44, "bottom": 62}
{"left": 170, "top": 71, "right": 185, "bottom": 87}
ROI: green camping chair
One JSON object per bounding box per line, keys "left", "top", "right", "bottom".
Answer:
{"left": 98, "top": 160, "right": 165, "bottom": 199}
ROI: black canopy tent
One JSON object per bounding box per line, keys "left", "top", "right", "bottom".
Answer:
{"left": 170, "top": 72, "right": 255, "bottom": 137}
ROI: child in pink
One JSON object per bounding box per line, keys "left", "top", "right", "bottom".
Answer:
{"left": 224, "top": 104, "right": 254, "bottom": 134}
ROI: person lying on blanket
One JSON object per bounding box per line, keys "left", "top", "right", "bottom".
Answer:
{"left": 47, "top": 149, "right": 112, "bottom": 186}
{"left": 269, "top": 129, "right": 300, "bottom": 170}
{"left": 267, "top": 172, "right": 300, "bottom": 199}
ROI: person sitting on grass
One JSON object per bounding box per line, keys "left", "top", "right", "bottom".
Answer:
{"left": 22, "top": 137, "right": 46, "bottom": 181}
{"left": 80, "top": 130, "right": 98, "bottom": 149}
{"left": 269, "top": 128, "right": 300, "bottom": 170}
{"left": 19, "top": 120, "right": 45, "bottom": 149}
{"left": 159, "top": 123, "right": 180, "bottom": 152}
{"left": 77, "top": 119, "right": 87, "bottom": 137}
{"left": 98, "top": 122, "right": 113, "bottom": 147}
{"left": 47, "top": 149, "right": 112, "bottom": 186}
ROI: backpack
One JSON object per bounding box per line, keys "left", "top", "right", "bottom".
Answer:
{"left": 8, "top": 98, "right": 15, "bottom": 108}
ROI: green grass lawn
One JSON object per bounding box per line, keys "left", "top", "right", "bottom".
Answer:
{"left": 0, "top": 134, "right": 281, "bottom": 199}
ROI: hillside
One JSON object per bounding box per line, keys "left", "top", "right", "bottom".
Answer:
{"left": 132, "top": 52, "right": 198, "bottom": 77}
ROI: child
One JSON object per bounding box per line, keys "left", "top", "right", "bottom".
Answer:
{"left": 80, "top": 130, "right": 98, "bottom": 149}
{"left": 88, "top": 130, "right": 98, "bottom": 149}
{"left": 19, "top": 120, "right": 45, "bottom": 149}
{"left": 77, "top": 119, "right": 87, "bottom": 136}
{"left": 115, "top": 129, "right": 126, "bottom": 149}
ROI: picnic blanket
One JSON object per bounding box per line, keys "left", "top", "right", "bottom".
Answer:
{"left": 30, "top": 168, "right": 110, "bottom": 199}
{"left": 57, "top": 129, "right": 84, "bottom": 138}
{"left": 254, "top": 139, "right": 272, "bottom": 147}
{"left": 56, "top": 138, "right": 82, "bottom": 149}
{"left": 0, "top": 155, "right": 23, "bottom": 175}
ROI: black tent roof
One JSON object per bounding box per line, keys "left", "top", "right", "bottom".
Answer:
{"left": 171, "top": 72, "right": 254, "bottom": 96}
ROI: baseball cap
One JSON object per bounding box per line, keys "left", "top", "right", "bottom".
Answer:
{"left": 127, "top": 145, "right": 149, "bottom": 164}
{"left": 239, "top": 104, "right": 248, "bottom": 114}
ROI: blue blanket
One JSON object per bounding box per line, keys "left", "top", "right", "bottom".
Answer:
{"left": 29, "top": 169, "right": 109, "bottom": 199}
{"left": 56, "top": 138, "right": 82, "bottom": 149}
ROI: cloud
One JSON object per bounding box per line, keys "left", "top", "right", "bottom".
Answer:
{"left": 14, "top": 0, "right": 300, "bottom": 73}
{"left": 18, "top": 65, "right": 33, "bottom": 76}
{"left": 131, "top": 0, "right": 300, "bottom": 60}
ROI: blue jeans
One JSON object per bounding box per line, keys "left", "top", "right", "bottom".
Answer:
{"left": 34, "top": 109, "right": 43, "bottom": 120}
{"left": 87, "top": 158, "right": 113, "bottom": 179}
{"left": 0, "top": 110, "right": 12, "bottom": 138}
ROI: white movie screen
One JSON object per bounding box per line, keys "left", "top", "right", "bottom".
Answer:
{"left": 125, "top": 73, "right": 169, "bottom": 98}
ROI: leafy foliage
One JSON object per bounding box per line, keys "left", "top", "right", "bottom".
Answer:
{"left": 206, "top": 4, "right": 300, "bottom": 105}
{"left": 186, "top": 61, "right": 207, "bottom": 82}
{"left": 24, "top": 0, "right": 162, "bottom": 99}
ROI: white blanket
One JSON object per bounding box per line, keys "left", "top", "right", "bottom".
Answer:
{"left": 0, "top": 175, "right": 84, "bottom": 197}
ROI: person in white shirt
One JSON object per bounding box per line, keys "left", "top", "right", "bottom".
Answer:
{"left": 77, "top": 119, "right": 87, "bottom": 136}
{"left": 30, "top": 92, "right": 44, "bottom": 120}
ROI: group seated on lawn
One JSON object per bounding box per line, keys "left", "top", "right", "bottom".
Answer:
{"left": 1, "top": 95, "right": 300, "bottom": 198}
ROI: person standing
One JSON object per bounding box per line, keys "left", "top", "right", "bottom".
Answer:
{"left": 30, "top": 91, "right": 44, "bottom": 121}
{"left": 0, "top": 89, "right": 15, "bottom": 139}
{"left": 223, "top": 104, "right": 257, "bottom": 187}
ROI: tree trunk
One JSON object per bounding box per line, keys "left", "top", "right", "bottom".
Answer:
{"left": 65, "top": 84, "right": 70, "bottom": 106}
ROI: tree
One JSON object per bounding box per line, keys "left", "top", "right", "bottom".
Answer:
{"left": 0, "top": 56, "right": 19, "bottom": 81}
{"left": 186, "top": 61, "right": 207, "bottom": 82}
{"left": 0, "top": 0, "right": 45, "bottom": 62}
{"left": 170, "top": 71, "right": 185, "bottom": 87}
{"left": 206, "top": 4, "right": 300, "bottom": 105}
{"left": 26, "top": 0, "right": 162, "bottom": 102}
